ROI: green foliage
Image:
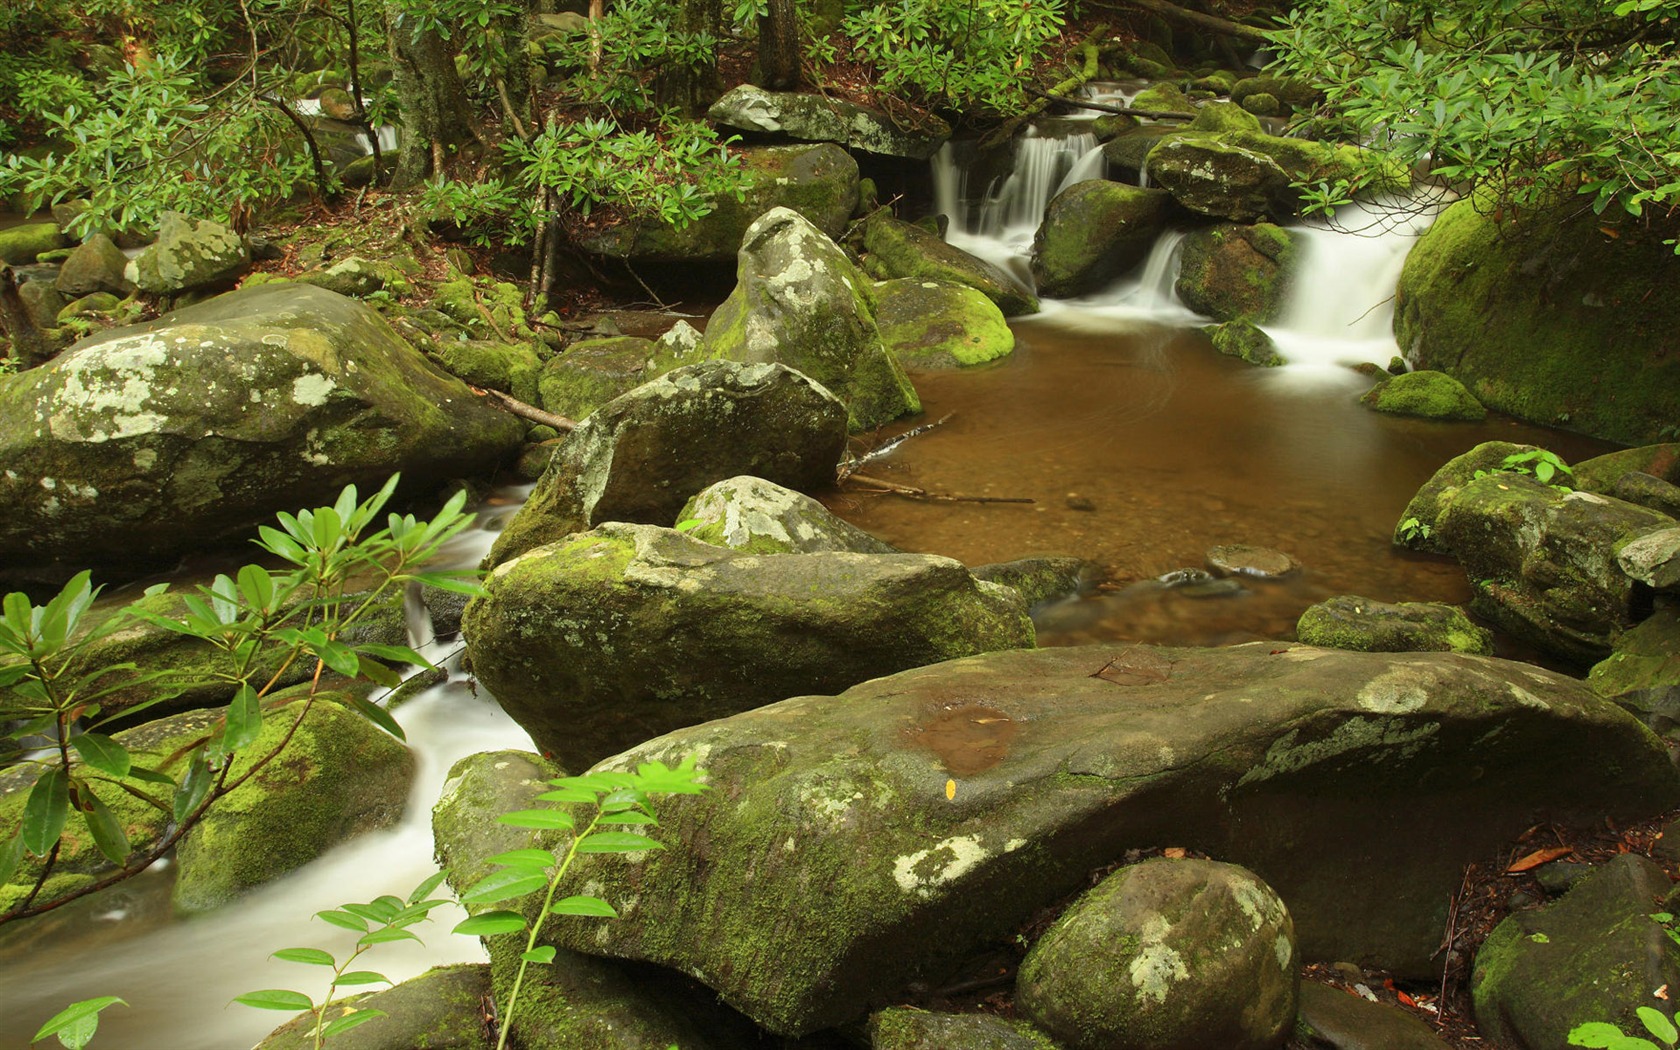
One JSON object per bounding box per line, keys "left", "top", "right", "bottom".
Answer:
{"left": 841, "top": 0, "right": 1067, "bottom": 112}
{"left": 1569, "top": 1006, "right": 1679, "bottom": 1049}
{"left": 540, "top": 0, "right": 720, "bottom": 112}
{"left": 1471, "top": 449, "right": 1576, "bottom": 490}
{"left": 1397, "top": 516, "right": 1433, "bottom": 542}
{"left": 31, "top": 996, "right": 127, "bottom": 1050}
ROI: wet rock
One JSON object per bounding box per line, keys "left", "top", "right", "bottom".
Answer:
{"left": 1588, "top": 607, "right": 1680, "bottom": 732}
{"left": 1472, "top": 855, "right": 1680, "bottom": 1048}
{"left": 870, "top": 1008, "right": 1056, "bottom": 1049}
{"left": 1610, "top": 472, "right": 1680, "bottom": 520}
{"left": 1575, "top": 443, "right": 1680, "bottom": 493}
{"left": 678, "top": 475, "right": 897, "bottom": 554}
{"left": 1031, "top": 181, "right": 1178, "bottom": 297}
{"left": 533, "top": 644, "right": 1677, "bottom": 1034}
{"left": 464, "top": 523, "right": 1032, "bottom": 769}
{"left": 1297, "top": 596, "right": 1493, "bottom": 656}
{"left": 1101, "top": 126, "right": 1180, "bottom": 182}
{"left": 1207, "top": 321, "right": 1284, "bottom": 366}
{"left": 1360, "top": 370, "right": 1486, "bottom": 421}
{"left": 1392, "top": 440, "right": 1543, "bottom": 552}
{"left": 1176, "top": 223, "right": 1298, "bottom": 323}
{"left": 704, "top": 207, "right": 920, "bottom": 431}
{"left": 1188, "top": 99, "right": 1263, "bottom": 134}
{"left": 1617, "top": 526, "right": 1680, "bottom": 590}
{"left": 1240, "top": 92, "right": 1282, "bottom": 117}
{"left": 1017, "top": 858, "right": 1297, "bottom": 1050}
{"left": 862, "top": 212, "right": 1038, "bottom": 317}
{"left": 53, "top": 233, "right": 135, "bottom": 298}
{"left": 708, "top": 84, "right": 951, "bottom": 160}
{"left": 255, "top": 964, "right": 493, "bottom": 1050}
{"left": 0, "top": 283, "right": 523, "bottom": 580}
{"left": 971, "top": 555, "right": 1096, "bottom": 607}
{"left": 1146, "top": 137, "right": 1295, "bottom": 222}
{"left": 0, "top": 221, "right": 68, "bottom": 264}
{"left": 1296, "top": 982, "right": 1449, "bottom": 1049}
{"left": 128, "top": 211, "right": 250, "bottom": 295}
{"left": 1132, "top": 82, "right": 1195, "bottom": 115}
{"left": 435, "top": 339, "right": 542, "bottom": 407}
{"left": 1206, "top": 543, "right": 1299, "bottom": 578}
{"left": 875, "top": 278, "right": 1014, "bottom": 371}
{"left": 483, "top": 360, "right": 847, "bottom": 568}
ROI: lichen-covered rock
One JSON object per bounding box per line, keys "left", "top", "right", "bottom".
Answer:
{"left": 464, "top": 522, "right": 1033, "bottom": 768}
{"left": 538, "top": 334, "right": 707, "bottom": 422}
{"left": 0, "top": 221, "right": 68, "bottom": 264}
{"left": 1618, "top": 527, "right": 1680, "bottom": 590}
{"left": 862, "top": 213, "right": 1038, "bottom": 317}
{"left": 1102, "top": 126, "right": 1181, "bottom": 182}
{"left": 435, "top": 339, "right": 542, "bottom": 407}
{"left": 1147, "top": 138, "right": 1295, "bottom": 222}
{"left": 1296, "top": 981, "right": 1451, "bottom": 1049}
{"left": 256, "top": 964, "right": 493, "bottom": 1050}
{"left": 1360, "top": 370, "right": 1486, "bottom": 421}
{"left": 870, "top": 1008, "right": 1058, "bottom": 1049}
{"left": 484, "top": 360, "right": 848, "bottom": 567}
{"left": 128, "top": 211, "right": 250, "bottom": 295}
{"left": 1016, "top": 858, "right": 1298, "bottom": 1050}
{"left": 1031, "top": 181, "right": 1178, "bottom": 297}
{"left": 1397, "top": 198, "right": 1680, "bottom": 445}
{"left": 970, "top": 555, "right": 1095, "bottom": 607}
{"left": 874, "top": 278, "right": 1014, "bottom": 370}
{"left": 707, "top": 85, "right": 951, "bottom": 160}
{"left": 54, "top": 233, "right": 135, "bottom": 298}
{"left": 0, "top": 283, "right": 523, "bottom": 579}
{"left": 1176, "top": 223, "right": 1298, "bottom": 322}
{"left": 531, "top": 643, "right": 1677, "bottom": 1034}
{"left": 574, "top": 144, "right": 858, "bottom": 262}
{"left": 703, "top": 207, "right": 920, "bottom": 431}
{"left": 434, "top": 749, "right": 566, "bottom": 896}
{"left": 678, "top": 475, "right": 897, "bottom": 554}
{"left": 296, "top": 255, "right": 412, "bottom": 299}
{"left": 1472, "top": 855, "right": 1680, "bottom": 1048}
{"left": 1588, "top": 608, "right": 1680, "bottom": 734}
{"left": 1392, "top": 441, "right": 1541, "bottom": 552}
{"left": 1206, "top": 321, "right": 1284, "bottom": 366}
{"left": 1297, "top": 596, "right": 1493, "bottom": 655}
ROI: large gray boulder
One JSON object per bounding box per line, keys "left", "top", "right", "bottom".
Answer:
{"left": 483, "top": 360, "right": 848, "bottom": 567}
{"left": 708, "top": 85, "right": 951, "bottom": 160}
{"left": 703, "top": 207, "right": 920, "bottom": 431}
{"left": 0, "top": 283, "right": 523, "bottom": 578}
{"left": 463, "top": 522, "right": 1033, "bottom": 768}
{"left": 529, "top": 643, "right": 1677, "bottom": 1035}
{"left": 1031, "top": 181, "right": 1178, "bottom": 297}
{"left": 127, "top": 211, "right": 250, "bottom": 295}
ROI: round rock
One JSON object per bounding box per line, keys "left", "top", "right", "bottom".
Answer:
{"left": 1206, "top": 544, "right": 1300, "bottom": 579}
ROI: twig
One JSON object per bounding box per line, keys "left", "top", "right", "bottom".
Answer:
{"left": 473, "top": 386, "right": 576, "bottom": 431}
{"left": 847, "top": 473, "right": 1033, "bottom": 504}
{"left": 839, "top": 414, "right": 954, "bottom": 480}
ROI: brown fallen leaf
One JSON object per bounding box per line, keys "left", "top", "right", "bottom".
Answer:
{"left": 1163, "top": 847, "right": 1187, "bottom": 859}
{"left": 1505, "top": 846, "right": 1573, "bottom": 873}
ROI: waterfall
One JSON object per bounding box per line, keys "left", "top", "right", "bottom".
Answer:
{"left": 933, "top": 128, "right": 1098, "bottom": 274}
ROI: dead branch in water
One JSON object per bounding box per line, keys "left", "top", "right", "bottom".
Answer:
{"left": 847, "top": 473, "right": 1034, "bottom": 505}
{"left": 839, "top": 413, "right": 954, "bottom": 480}
{"left": 472, "top": 386, "right": 576, "bottom": 431}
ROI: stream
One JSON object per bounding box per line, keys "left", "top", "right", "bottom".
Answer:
{"left": 0, "top": 118, "right": 1615, "bottom": 1047}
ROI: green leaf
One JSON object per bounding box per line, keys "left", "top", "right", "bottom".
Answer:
{"left": 0, "top": 833, "right": 23, "bottom": 886}
{"left": 70, "top": 733, "right": 131, "bottom": 778}
{"left": 356, "top": 643, "right": 432, "bottom": 667}
{"left": 550, "top": 895, "right": 618, "bottom": 918}
{"left": 407, "top": 572, "right": 487, "bottom": 596}
{"left": 597, "top": 811, "right": 657, "bottom": 826}
{"left": 233, "top": 988, "right": 314, "bottom": 1011}
{"left": 316, "top": 909, "right": 370, "bottom": 932}
{"left": 522, "top": 945, "right": 558, "bottom": 964}
{"left": 313, "top": 638, "right": 360, "bottom": 677}
{"left": 575, "top": 831, "right": 664, "bottom": 854}
{"left": 498, "top": 809, "right": 574, "bottom": 830}
{"left": 1568, "top": 1021, "right": 1648, "bottom": 1048}
{"left": 486, "top": 848, "right": 558, "bottom": 868}
{"left": 341, "top": 693, "right": 406, "bottom": 742}
{"left": 462, "top": 868, "right": 550, "bottom": 905}
{"left": 237, "top": 563, "right": 275, "bottom": 613}
{"left": 80, "top": 790, "right": 131, "bottom": 864}
{"left": 1639, "top": 1008, "right": 1679, "bottom": 1044}
{"left": 408, "top": 869, "right": 449, "bottom": 904}
{"left": 173, "top": 755, "right": 213, "bottom": 823}
{"left": 333, "top": 970, "right": 391, "bottom": 986}
{"left": 358, "top": 927, "right": 422, "bottom": 947}
{"left": 31, "top": 997, "right": 126, "bottom": 1048}
{"left": 272, "top": 947, "right": 337, "bottom": 966}
{"left": 23, "top": 768, "right": 70, "bottom": 856}
{"left": 535, "top": 788, "right": 596, "bottom": 804}
{"left": 452, "top": 910, "right": 530, "bottom": 936}
{"left": 318, "top": 1008, "right": 387, "bottom": 1039}
{"left": 222, "top": 683, "right": 263, "bottom": 751}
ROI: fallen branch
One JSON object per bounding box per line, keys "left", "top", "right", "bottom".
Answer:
{"left": 847, "top": 473, "right": 1033, "bottom": 505}
{"left": 473, "top": 386, "right": 576, "bottom": 431}
{"left": 981, "top": 36, "right": 1102, "bottom": 151}
{"left": 1023, "top": 84, "right": 1194, "bottom": 122}
{"left": 1089, "top": 0, "right": 1270, "bottom": 46}
{"left": 839, "top": 413, "right": 954, "bottom": 480}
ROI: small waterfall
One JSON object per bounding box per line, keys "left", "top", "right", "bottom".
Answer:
{"left": 934, "top": 128, "right": 1098, "bottom": 275}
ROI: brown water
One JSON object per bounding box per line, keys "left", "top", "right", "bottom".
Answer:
{"left": 825, "top": 314, "right": 1613, "bottom": 651}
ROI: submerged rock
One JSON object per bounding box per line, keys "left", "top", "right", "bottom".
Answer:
{"left": 1206, "top": 321, "right": 1284, "bottom": 366}
{"left": 1031, "top": 181, "right": 1177, "bottom": 297}
{"left": 707, "top": 85, "right": 951, "bottom": 160}
{"left": 678, "top": 475, "right": 898, "bottom": 554}
{"left": 1176, "top": 222, "right": 1298, "bottom": 323}
{"left": 1360, "top": 370, "right": 1486, "bottom": 421}
{"left": 862, "top": 213, "right": 1038, "bottom": 316}
{"left": 1207, "top": 544, "right": 1299, "bottom": 578}
{"left": 1297, "top": 596, "right": 1493, "bottom": 656}
{"left": 874, "top": 278, "right": 1014, "bottom": 370}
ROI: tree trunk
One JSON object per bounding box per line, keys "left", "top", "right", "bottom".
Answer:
{"left": 384, "top": 3, "right": 481, "bottom": 187}
{"left": 759, "top": 0, "right": 800, "bottom": 90}
{"left": 656, "top": 0, "right": 723, "bottom": 115}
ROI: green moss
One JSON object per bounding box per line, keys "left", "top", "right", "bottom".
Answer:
{"left": 1176, "top": 224, "right": 1298, "bottom": 322}
{"left": 0, "top": 221, "right": 68, "bottom": 265}
{"left": 862, "top": 213, "right": 1039, "bottom": 316}
{"left": 1188, "top": 101, "right": 1262, "bottom": 134}
{"left": 1206, "top": 321, "right": 1284, "bottom": 366}
{"left": 435, "top": 339, "right": 542, "bottom": 406}
{"left": 1359, "top": 370, "right": 1487, "bottom": 421}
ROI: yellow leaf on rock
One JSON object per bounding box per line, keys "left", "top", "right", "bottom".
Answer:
{"left": 945, "top": 779, "right": 956, "bottom": 800}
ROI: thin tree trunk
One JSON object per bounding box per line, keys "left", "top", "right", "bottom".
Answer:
{"left": 759, "top": 0, "right": 800, "bottom": 90}
{"left": 385, "top": 3, "right": 482, "bottom": 187}
{"left": 657, "top": 0, "right": 723, "bottom": 114}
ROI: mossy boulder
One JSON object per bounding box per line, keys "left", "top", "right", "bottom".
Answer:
{"left": 128, "top": 211, "right": 251, "bottom": 295}
{"left": 970, "top": 555, "right": 1096, "bottom": 607}
{"left": 1589, "top": 608, "right": 1680, "bottom": 734}
{"left": 19, "top": 279, "right": 67, "bottom": 330}
{"left": 1360, "top": 370, "right": 1486, "bottom": 421}
{"left": 1575, "top": 444, "right": 1680, "bottom": 494}
{"left": 1016, "top": 858, "right": 1298, "bottom": 1050}
{"left": 296, "top": 255, "right": 412, "bottom": 299}
{"left": 1132, "top": 82, "right": 1196, "bottom": 115}
{"left": 574, "top": 144, "right": 858, "bottom": 262}
{"left": 434, "top": 339, "right": 542, "bottom": 407}
{"left": 0, "top": 283, "right": 523, "bottom": 579}
{"left": 1472, "top": 855, "right": 1680, "bottom": 1048}
{"left": 1297, "top": 596, "right": 1493, "bottom": 655}
{"left": 1396, "top": 198, "right": 1680, "bottom": 445}
{"left": 1102, "top": 126, "right": 1181, "bottom": 182}
{"left": 256, "top": 964, "right": 493, "bottom": 1050}
{"left": 1231, "top": 76, "right": 1320, "bottom": 113}
{"left": 1176, "top": 222, "right": 1298, "bottom": 322}
{"left": 862, "top": 212, "right": 1039, "bottom": 317}
{"left": 484, "top": 360, "right": 848, "bottom": 567}
{"left": 1240, "top": 92, "right": 1282, "bottom": 117}
{"left": 1393, "top": 441, "right": 1541, "bottom": 552}
{"left": 1188, "top": 100, "right": 1263, "bottom": 134}
{"left": 678, "top": 474, "right": 898, "bottom": 554}
{"left": 463, "top": 522, "right": 1033, "bottom": 768}
{"left": 54, "top": 233, "right": 134, "bottom": 298}
{"left": 707, "top": 84, "right": 951, "bottom": 160}
{"left": 532, "top": 644, "right": 1676, "bottom": 1034}
{"left": 537, "top": 334, "right": 707, "bottom": 421}
{"left": 703, "top": 207, "right": 920, "bottom": 431}
{"left": 874, "top": 278, "right": 1014, "bottom": 370}
{"left": 870, "top": 1008, "right": 1058, "bottom": 1049}
{"left": 1206, "top": 321, "right": 1284, "bottom": 367}
{"left": 433, "top": 275, "right": 527, "bottom": 337}
{"left": 1147, "top": 137, "right": 1295, "bottom": 222}
{"left": 0, "top": 221, "right": 68, "bottom": 264}
{"left": 1031, "top": 181, "right": 1178, "bottom": 297}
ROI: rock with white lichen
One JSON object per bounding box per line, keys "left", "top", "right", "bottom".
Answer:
{"left": 127, "top": 211, "right": 252, "bottom": 295}
{"left": 0, "top": 283, "right": 523, "bottom": 580}
{"left": 677, "top": 475, "right": 898, "bottom": 554}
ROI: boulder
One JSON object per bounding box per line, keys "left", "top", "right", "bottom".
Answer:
{"left": 296, "top": 255, "right": 412, "bottom": 299}
{"left": 970, "top": 555, "right": 1095, "bottom": 607}
{"left": 1296, "top": 982, "right": 1450, "bottom": 1049}
{"left": 1588, "top": 608, "right": 1680, "bottom": 735}
{"left": 874, "top": 278, "right": 1014, "bottom": 370}
{"left": 434, "top": 339, "right": 542, "bottom": 407}
{"left": 1146, "top": 137, "right": 1295, "bottom": 222}
{"left": 1575, "top": 444, "right": 1680, "bottom": 494}
{"left": 1397, "top": 198, "right": 1680, "bottom": 445}
{"left": 707, "top": 85, "right": 951, "bottom": 160}
{"left": 1610, "top": 472, "right": 1680, "bottom": 521}
{"left": 1102, "top": 126, "right": 1180, "bottom": 182}
{"left": 53, "top": 233, "right": 135, "bottom": 298}
{"left": 574, "top": 144, "right": 858, "bottom": 262}
{"left": 538, "top": 334, "right": 706, "bottom": 422}
{"left": 463, "top": 522, "right": 1033, "bottom": 768}
{"left": 1231, "top": 76, "right": 1321, "bottom": 113}
{"left": 0, "top": 221, "right": 68, "bottom": 265}
{"left": 678, "top": 475, "right": 898, "bottom": 554}
{"left": 18, "top": 279, "right": 66, "bottom": 330}
{"left": 1016, "top": 858, "right": 1298, "bottom": 1050}
{"left": 1360, "top": 370, "right": 1486, "bottom": 422}
{"left": 1472, "top": 855, "right": 1680, "bottom": 1049}
{"left": 862, "top": 213, "right": 1039, "bottom": 316}
{"left": 531, "top": 643, "right": 1677, "bottom": 1034}
{"left": 1188, "top": 100, "right": 1264, "bottom": 134}
{"left": 1206, "top": 321, "right": 1284, "bottom": 367}
{"left": 870, "top": 1008, "right": 1058, "bottom": 1049}
{"left": 256, "top": 964, "right": 493, "bottom": 1050}
{"left": 0, "top": 284, "right": 522, "bottom": 578}
{"left": 1392, "top": 441, "right": 1541, "bottom": 552}
{"left": 1618, "top": 527, "right": 1680, "bottom": 590}
{"left": 1132, "top": 83, "right": 1195, "bottom": 115}
{"left": 703, "top": 207, "right": 920, "bottom": 431}
{"left": 1031, "top": 181, "right": 1178, "bottom": 297}
{"left": 483, "top": 361, "right": 848, "bottom": 567}
{"left": 1175, "top": 222, "right": 1298, "bottom": 323}
{"left": 1296, "top": 596, "right": 1493, "bottom": 655}
{"left": 127, "top": 211, "right": 250, "bottom": 295}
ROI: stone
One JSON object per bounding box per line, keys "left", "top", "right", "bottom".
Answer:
{"left": 1176, "top": 222, "right": 1298, "bottom": 322}
{"left": 1207, "top": 544, "right": 1299, "bottom": 578}
{"left": 538, "top": 334, "right": 707, "bottom": 422}
{"left": 56, "top": 292, "right": 121, "bottom": 322}
{"left": 1240, "top": 92, "right": 1282, "bottom": 117}
{"left": 677, "top": 475, "right": 898, "bottom": 554}
{"left": 703, "top": 207, "right": 920, "bottom": 431}
{"left": 707, "top": 84, "right": 952, "bottom": 160}
{"left": 874, "top": 278, "right": 1014, "bottom": 370}
{"left": 1188, "top": 100, "right": 1263, "bottom": 134}
{"left": 1102, "top": 126, "right": 1180, "bottom": 182}
{"left": 0, "top": 284, "right": 522, "bottom": 579}
{"left": 1147, "top": 137, "right": 1296, "bottom": 222}
{"left": 18, "top": 279, "right": 66, "bottom": 331}
{"left": 1360, "top": 370, "right": 1487, "bottom": 421}
{"left": 862, "top": 212, "right": 1038, "bottom": 317}
{"left": 1231, "top": 76, "right": 1320, "bottom": 112}
{"left": 1297, "top": 596, "right": 1494, "bottom": 656}
{"left": 1207, "top": 321, "right": 1284, "bottom": 366}
{"left": 1017, "top": 858, "right": 1298, "bottom": 1050}
{"left": 1031, "top": 182, "right": 1178, "bottom": 297}
{"left": 1617, "top": 527, "right": 1680, "bottom": 590}
{"left": 53, "top": 233, "right": 135, "bottom": 298}
{"left": 434, "top": 339, "right": 542, "bottom": 407}
{"left": 531, "top": 643, "right": 1677, "bottom": 1035}
{"left": 970, "top": 555, "right": 1095, "bottom": 607}
{"left": 1472, "top": 855, "right": 1680, "bottom": 1048}
{"left": 463, "top": 522, "right": 1033, "bottom": 768}
{"left": 1296, "top": 982, "right": 1450, "bottom": 1049}
{"left": 1610, "top": 472, "right": 1680, "bottom": 520}
{"left": 483, "top": 360, "right": 848, "bottom": 568}
{"left": 1575, "top": 444, "right": 1680, "bottom": 493}
{"left": 255, "top": 964, "right": 493, "bottom": 1049}
{"left": 0, "top": 221, "right": 68, "bottom": 265}
{"left": 574, "top": 144, "right": 858, "bottom": 262}
{"left": 870, "top": 1008, "right": 1058, "bottom": 1049}
{"left": 1589, "top": 608, "right": 1680, "bottom": 732}
{"left": 296, "top": 255, "right": 410, "bottom": 299}
{"left": 1132, "top": 82, "right": 1196, "bottom": 115}
{"left": 1393, "top": 441, "right": 1542, "bottom": 552}
{"left": 128, "top": 211, "right": 251, "bottom": 295}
